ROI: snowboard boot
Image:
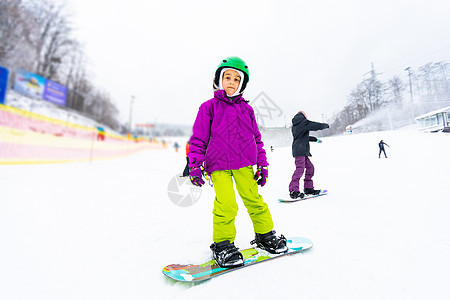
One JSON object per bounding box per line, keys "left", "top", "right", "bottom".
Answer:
{"left": 250, "top": 230, "right": 288, "bottom": 254}
{"left": 210, "top": 240, "right": 244, "bottom": 268}
{"left": 304, "top": 188, "right": 321, "bottom": 195}
{"left": 289, "top": 191, "right": 305, "bottom": 199}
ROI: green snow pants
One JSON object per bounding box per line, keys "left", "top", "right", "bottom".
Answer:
{"left": 211, "top": 166, "right": 274, "bottom": 243}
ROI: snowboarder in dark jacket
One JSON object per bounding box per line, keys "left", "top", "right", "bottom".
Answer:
{"left": 289, "top": 111, "right": 329, "bottom": 199}
{"left": 378, "top": 140, "right": 389, "bottom": 158}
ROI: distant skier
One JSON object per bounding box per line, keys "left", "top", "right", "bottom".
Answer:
{"left": 289, "top": 111, "right": 329, "bottom": 199}
{"left": 378, "top": 140, "right": 389, "bottom": 158}
{"left": 96, "top": 126, "right": 105, "bottom": 141}
{"left": 182, "top": 141, "right": 191, "bottom": 177}
{"left": 174, "top": 142, "right": 180, "bottom": 152}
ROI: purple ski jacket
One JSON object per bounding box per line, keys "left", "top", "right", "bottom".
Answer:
{"left": 188, "top": 90, "right": 268, "bottom": 174}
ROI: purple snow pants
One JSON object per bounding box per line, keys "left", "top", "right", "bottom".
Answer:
{"left": 288, "top": 156, "right": 315, "bottom": 192}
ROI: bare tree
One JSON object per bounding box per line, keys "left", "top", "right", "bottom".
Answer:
{"left": 26, "top": 0, "right": 75, "bottom": 82}
{"left": 70, "top": 77, "right": 93, "bottom": 113}
{"left": 416, "top": 63, "right": 435, "bottom": 103}
{"left": 415, "top": 62, "right": 450, "bottom": 107}
{"left": 92, "top": 92, "right": 120, "bottom": 130}
{"left": 0, "top": 0, "right": 37, "bottom": 70}
{"left": 432, "top": 62, "right": 450, "bottom": 102}
{"left": 0, "top": 0, "right": 21, "bottom": 62}
{"left": 386, "top": 76, "right": 405, "bottom": 105}
{"left": 348, "top": 83, "right": 370, "bottom": 120}
{"left": 1, "top": 0, "right": 123, "bottom": 132}
{"left": 64, "top": 42, "right": 88, "bottom": 109}
{"left": 361, "top": 64, "right": 384, "bottom": 111}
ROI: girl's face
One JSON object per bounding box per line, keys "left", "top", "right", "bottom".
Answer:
{"left": 222, "top": 69, "right": 241, "bottom": 96}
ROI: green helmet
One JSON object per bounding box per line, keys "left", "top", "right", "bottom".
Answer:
{"left": 213, "top": 56, "right": 249, "bottom": 93}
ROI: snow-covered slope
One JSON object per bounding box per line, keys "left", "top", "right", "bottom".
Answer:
{"left": 1, "top": 129, "right": 449, "bottom": 299}
{"left": 5, "top": 90, "right": 101, "bottom": 128}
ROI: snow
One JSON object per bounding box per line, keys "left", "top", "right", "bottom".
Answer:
{"left": 1, "top": 129, "right": 450, "bottom": 299}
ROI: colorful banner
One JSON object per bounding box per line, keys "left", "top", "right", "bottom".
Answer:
{"left": 14, "top": 68, "right": 46, "bottom": 99}
{"left": 43, "top": 79, "right": 67, "bottom": 106}
{"left": 0, "top": 66, "right": 10, "bottom": 104}
{"left": 13, "top": 68, "right": 67, "bottom": 106}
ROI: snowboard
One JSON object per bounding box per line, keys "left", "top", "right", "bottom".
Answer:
{"left": 162, "top": 237, "right": 313, "bottom": 282}
{"left": 278, "top": 190, "right": 328, "bottom": 203}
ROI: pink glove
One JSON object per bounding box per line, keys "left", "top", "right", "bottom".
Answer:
{"left": 254, "top": 166, "right": 268, "bottom": 187}
{"left": 189, "top": 166, "right": 205, "bottom": 187}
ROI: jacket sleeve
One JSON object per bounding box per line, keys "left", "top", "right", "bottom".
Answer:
{"left": 249, "top": 106, "right": 268, "bottom": 167}
{"left": 305, "top": 120, "right": 329, "bottom": 132}
{"left": 188, "top": 102, "right": 212, "bottom": 168}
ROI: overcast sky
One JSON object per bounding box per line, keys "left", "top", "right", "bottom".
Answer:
{"left": 67, "top": 0, "right": 450, "bottom": 127}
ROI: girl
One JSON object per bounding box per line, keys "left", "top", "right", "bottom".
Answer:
{"left": 188, "top": 57, "right": 287, "bottom": 268}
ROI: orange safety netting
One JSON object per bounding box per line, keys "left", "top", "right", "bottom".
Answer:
{"left": 0, "top": 104, "right": 163, "bottom": 164}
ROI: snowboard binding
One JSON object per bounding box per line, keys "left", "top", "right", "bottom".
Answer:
{"left": 290, "top": 191, "right": 305, "bottom": 199}
{"left": 251, "top": 230, "right": 288, "bottom": 254}
{"left": 304, "top": 188, "right": 321, "bottom": 195}
{"left": 210, "top": 240, "right": 244, "bottom": 268}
